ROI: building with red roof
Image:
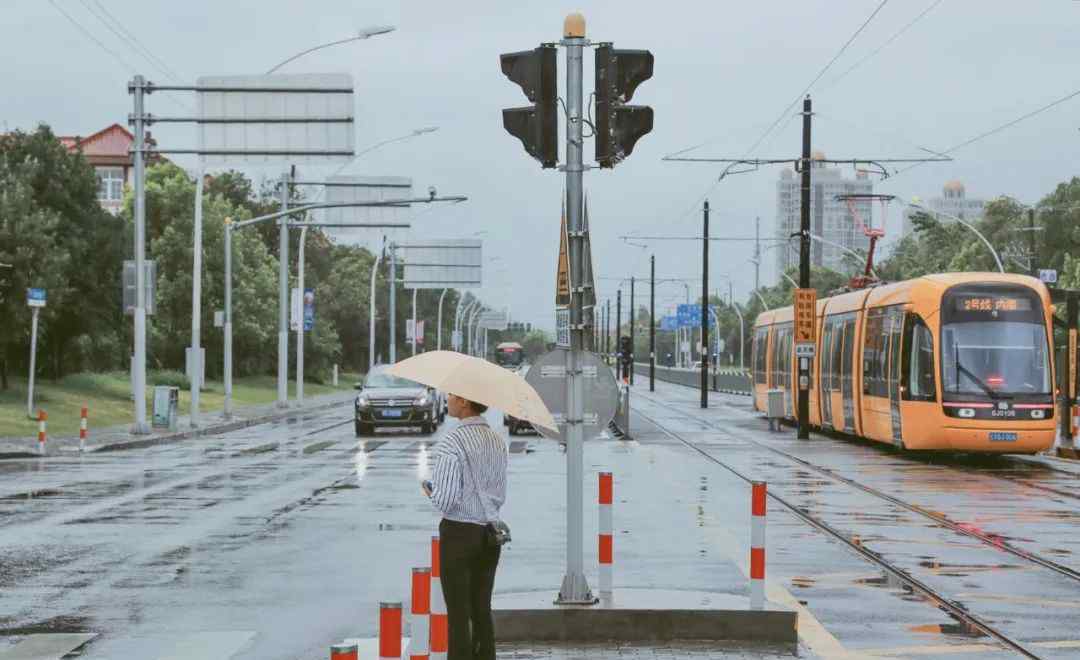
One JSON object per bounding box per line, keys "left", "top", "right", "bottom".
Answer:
{"left": 58, "top": 123, "right": 138, "bottom": 214}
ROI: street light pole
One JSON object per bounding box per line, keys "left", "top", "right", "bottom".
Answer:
{"left": 437, "top": 288, "right": 448, "bottom": 350}
{"left": 189, "top": 168, "right": 204, "bottom": 426}
{"left": 266, "top": 26, "right": 396, "bottom": 74}
{"left": 388, "top": 242, "right": 397, "bottom": 363}
{"left": 700, "top": 200, "right": 709, "bottom": 409}
{"left": 629, "top": 276, "right": 635, "bottom": 385}
{"left": 277, "top": 171, "right": 291, "bottom": 408}
{"left": 369, "top": 241, "right": 383, "bottom": 371}
{"left": 296, "top": 225, "right": 308, "bottom": 403}
{"left": 223, "top": 219, "right": 233, "bottom": 417}
{"left": 797, "top": 95, "right": 812, "bottom": 440}
{"left": 131, "top": 75, "right": 149, "bottom": 433}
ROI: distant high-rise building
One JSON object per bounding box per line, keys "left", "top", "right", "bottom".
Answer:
{"left": 774, "top": 152, "right": 873, "bottom": 283}
{"left": 902, "top": 180, "right": 986, "bottom": 236}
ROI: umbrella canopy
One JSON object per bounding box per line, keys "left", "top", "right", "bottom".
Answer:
{"left": 385, "top": 351, "right": 557, "bottom": 434}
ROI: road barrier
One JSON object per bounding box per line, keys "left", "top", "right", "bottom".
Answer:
{"left": 599, "top": 472, "right": 614, "bottom": 598}
{"left": 750, "top": 481, "right": 766, "bottom": 610}
{"left": 409, "top": 567, "right": 431, "bottom": 660}
{"left": 632, "top": 363, "right": 752, "bottom": 395}
{"left": 37, "top": 410, "right": 47, "bottom": 456}
{"left": 79, "top": 405, "right": 88, "bottom": 452}
{"left": 379, "top": 601, "right": 402, "bottom": 659}
{"left": 330, "top": 642, "right": 358, "bottom": 660}
{"left": 429, "top": 536, "right": 448, "bottom": 660}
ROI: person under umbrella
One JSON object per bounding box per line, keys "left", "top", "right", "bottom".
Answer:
{"left": 389, "top": 351, "right": 555, "bottom": 660}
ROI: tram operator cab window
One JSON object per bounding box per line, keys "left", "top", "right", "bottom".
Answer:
{"left": 902, "top": 314, "right": 936, "bottom": 401}
{"left": 940, "top": 288, "right": 1051, "bottom": 397}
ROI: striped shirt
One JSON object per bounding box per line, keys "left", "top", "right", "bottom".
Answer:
{"left": 429, "top": 416, "right": 508, "bottom": 525}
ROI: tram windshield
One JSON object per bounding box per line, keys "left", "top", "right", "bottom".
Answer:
{"left": 941, "top": 321, "right": 1051, "bottom": 396}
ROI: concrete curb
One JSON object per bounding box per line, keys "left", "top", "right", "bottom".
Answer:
{"left": 493, "top": 609, "right": 797, "bottom": 645}
{"left": 0, "top": 397, "right": 351, "bottom": 460}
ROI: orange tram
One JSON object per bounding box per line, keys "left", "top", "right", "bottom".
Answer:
{"left": 752, "top": 273, "right": 1056, "bottom": 453}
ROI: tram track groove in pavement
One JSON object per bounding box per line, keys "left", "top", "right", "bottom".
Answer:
{"left": 632, "top": 395, "right": 1046, "bottom": 659}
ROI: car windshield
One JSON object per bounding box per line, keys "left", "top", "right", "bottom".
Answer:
{"left": 941, "top": 321, "right": 1051, "bottom": 395}
{"left": 365, "top": 372, "right": 421, "bottom": 389}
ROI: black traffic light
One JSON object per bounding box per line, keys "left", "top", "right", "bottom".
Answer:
{"left": 619, "top": 335, "right": 633, "bottom": 363}
{"left": 500, "top": 46, "right": 558, "bottom": 168}
{"left": 595, "top": 44, "right": 654, "bottom": 168}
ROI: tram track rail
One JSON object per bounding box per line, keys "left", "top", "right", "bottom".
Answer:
{"left": 632, "top": 397, "right": 1045, "bottom": 659}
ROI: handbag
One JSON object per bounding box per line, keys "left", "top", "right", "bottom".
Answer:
{"left": 458, "top": 439, "right": 511, "bottom": 547}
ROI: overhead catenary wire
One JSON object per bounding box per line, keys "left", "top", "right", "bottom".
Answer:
{"left": 665, "top": 0, "right": 890, "bottom": 161}
{"left": 82, "top": 0, "right": 184, "bottom": 83}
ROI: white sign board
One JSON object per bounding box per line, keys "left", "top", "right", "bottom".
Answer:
{"left": 214, "top": 310, "right": 225, "bottom": 328}
{"left": 400, "top": 239, "right": 483, "bottom": 289}
{"left": 322, "top": 175, "right": 413, "bottom": 241}
{"left": 123, "top": 260, "right": 156, "bottom": 316}
{"left": 478, "top": 310, "right": 509, "bottom": 330}
{"left": 197, "top": 74, "right": 355, "bottom": 165}
{"left": 795, "top": 343, "right": 816, "bottom": 358}
{"left": 555, "top": 307, "right": 570, "bottom": 348}
{"left": 1039, "top": 269, "right": 1058, "bottom": 284}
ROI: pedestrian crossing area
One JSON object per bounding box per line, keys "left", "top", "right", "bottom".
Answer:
{"left": 0, "top": 631, "right": 255, "bottom": 659}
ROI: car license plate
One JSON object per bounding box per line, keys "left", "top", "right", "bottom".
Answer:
{"left": 989, "top": 431, "right": 1017, "bottom": 442}
{"left": 381, "top": 409, "right": 403, "bottom": 418}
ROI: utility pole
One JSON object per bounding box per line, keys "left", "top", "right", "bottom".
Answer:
{"left": 605, "top": 298, "right": 611, "bottom": 362}
{"left": 131, "top": 75, "right": 149, "bottom": 433}
{"left": 223, "top": 219, "right": 233, "bottom": 417}
{"left": 701, "top": 200, "right": 709, "bottom": 409}
{"left": 797, "top": 96, "right": 812, "bottom": 439}
{"left": 277, "top": 170, "right": 290, "bottom": 408}
{"left": 616, "top": 288, "right": 622, "bottom": 376}
{"left": 649, "top": 255, "right": 655, "bottom": 392}
{"left": 629, "top": 276, "right": 635, "bottom": 384}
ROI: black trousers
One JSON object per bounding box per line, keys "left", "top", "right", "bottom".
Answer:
{"left": 439, "top": 518, "right": 501, "bottom": 660}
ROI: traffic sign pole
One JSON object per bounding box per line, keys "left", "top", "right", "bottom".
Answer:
{"left": 26, "top": 306, "right": 40, "bottom": 419}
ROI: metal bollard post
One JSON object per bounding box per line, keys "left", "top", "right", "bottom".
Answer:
{"left": 750, "top": 481, "right": 767, "bottom": 610}
{"left": 598, "top": 472, "right": 614, "bottom": 598}
{"left": 37, "top": 410, "right": 47, "bottom": 456}
{"left": 79, "top": 405, "right": 88, "bottom": 453}
{"left": 409, "top": 567, "right": 431, "bottom": 660}
{"left": 379, "top": 601, "right": 402, "bottom": 660}
{"left": 330, "top": 642, "right": 358, "bottom": 660}
{"left": 429, "top": 536, "right": 448, "bottom": 659}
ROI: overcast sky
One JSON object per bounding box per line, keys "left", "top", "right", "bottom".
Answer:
{"left": 5, "top": 1, "right": 1080, "bottom": 330}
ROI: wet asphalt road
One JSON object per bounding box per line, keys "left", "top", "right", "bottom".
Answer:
{"left": 3, "top": 379, "right": 1080, "bottom": 659}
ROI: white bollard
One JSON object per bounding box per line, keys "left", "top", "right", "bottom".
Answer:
{"left": 750, "top": 481, "right": 766, "bottom": 610}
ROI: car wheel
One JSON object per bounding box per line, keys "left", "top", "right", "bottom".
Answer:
{"left": 357, "top": 422, "right": 374, "bottom": 436}
{"left": 354, "top": 420, "right": 362, "bottom": 437}
{"left": 422, "top": 421, "right": 435, "bottom": 435}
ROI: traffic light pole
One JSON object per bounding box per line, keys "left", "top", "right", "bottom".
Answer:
{"left": 797, "top": 96, "right": 812, "bottom": 440}
{"left": 558, "top": 14, "right": 593, "bottom": 605}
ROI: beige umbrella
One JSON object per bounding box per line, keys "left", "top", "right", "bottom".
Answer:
{"left": 385, "top": 350, "right": 558, "bottom": 434}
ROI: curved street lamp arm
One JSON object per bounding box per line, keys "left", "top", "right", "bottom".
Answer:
{"left": 266, "top": 26, "right": 396, "bottom": 74}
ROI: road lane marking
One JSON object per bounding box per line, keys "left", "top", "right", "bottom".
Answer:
{"left": 154, "top": 630, "right": 255, "bottom": 659}
{"left": 0, "top": 633, "right": 97, "bottom": 659}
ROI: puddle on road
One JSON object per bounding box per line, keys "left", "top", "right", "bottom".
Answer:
{"left": 0, "top": 614, "right": 91, "bottom": 636}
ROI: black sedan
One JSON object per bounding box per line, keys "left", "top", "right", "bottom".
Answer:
{"left": 355, "top": 367, "right": 440, "bottom": 436}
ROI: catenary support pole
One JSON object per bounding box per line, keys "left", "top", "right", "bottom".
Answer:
{"left": 131, "top": 75, "right": 149, "bottom": 433}
{"left": 437, "top": 288, "right": 448, "bottom": 350}
{"left": 701, "top": 200, "right": 709, "bottom": 409}
{"left": 189, "top": 167, "right": 204, "bottom": 426}
{"left": 557, "top": 12, "right": 593, "bottom": 604}
{"left": 797, "top": 96, "right": 812, "bottom": 439}
{"left": 616, "top": 289, "right": 622, "bottom": 373}
{"left": 296, "top": 225, "right": 307, "bottom": 403}
{"left": 369, "top": 242, "right": 382, "bottom": 371}
{"left": 277, "top": 171, "right": 290, "bottom": 407}
{"left": 649, "top": 256, "right": 655, "bottom": 391}
{"left": 629, "top": 277, "right": 635, "bottom": 385}
{"left": 223, "top": 220, "right": 233, "bottom": 417}
{"left": 605, "top": 299, "right": 611, "bottom": 363}
{"left": 389, "top": 242, "right": 397, "bottom": 363}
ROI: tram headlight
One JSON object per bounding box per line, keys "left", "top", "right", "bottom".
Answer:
{"left": 1031, "top": 409, "right": 1045, "bottom": 419}
{"left": 957, "top": 408, "right": 976, "bottom": 418}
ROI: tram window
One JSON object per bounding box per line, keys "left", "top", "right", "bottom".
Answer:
{"left": 863, "top": 309, "right": 887, "bottom": 396}
{"left": 887, "top": 309, "right": 904, "bottom": 394}
{"left": 831, "top": 318, "right": 845, "bottom": 389}
{"left": 903, "top": 315, "right": 936, "bottom": 401}
{"left": 841, "top": 318, "right": 855, "bottom": 391}
{"left": 755, "top": 327, "right": 769, "bottom": 384}
{"left": 822, "top": 323, "right": 834, "bottom": 391}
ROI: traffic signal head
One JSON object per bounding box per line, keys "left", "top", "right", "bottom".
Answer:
{"left": 500, "top": 46, "right": 558, "bottom": 168}
{"left": 595, "top": 44, "right": 655, "bottom": 168}
{"left": 619, "top": 335, "right": 632, "bottom": 357}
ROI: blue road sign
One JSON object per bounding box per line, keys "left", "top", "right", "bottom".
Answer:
{"left": 26, "top": 288, "right": 46, "bottom": 308}
{"left": 660, "top": 316, "right": 678, "bottom": 331}
{"left": 676, "top": 303, "right": 717, "bottom": 327}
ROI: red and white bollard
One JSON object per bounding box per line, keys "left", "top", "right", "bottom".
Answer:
{"left": 409, "top": 567, "right": 431, "bottom": 660}
{"left": 329, "top": 642, "right": 358, "bottom": 660}
{"left": 379, "top": 601, "right": 402, "bottom": 660}
{"left": 429, "top": 536, "right": 448, "bottom": 660}
{"left": 37, "top": 410, "right": 47, "bottom": 456}
{"left": 598, "top": 472, "right": 614, "bottom": 598}
{"left": 750, "top": 481, "right": 767, "bottom": 610}
{"left": 79, "top": 405, "right": 88, "bottom": 453}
